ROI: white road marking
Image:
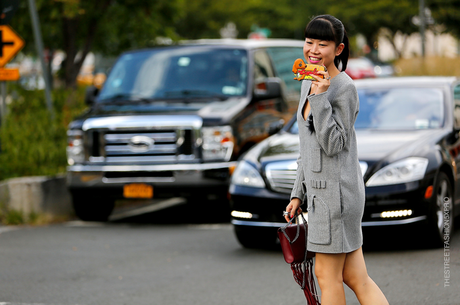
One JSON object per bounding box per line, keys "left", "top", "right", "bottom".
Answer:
{"left": 188, "top": 224, "right": 232, "bottom": 230}
{"left": 64, "top": 220, "right": 106, "bottom": 227}
{"left": 109, "top": 197, "right": 187, "bottom": 221}
{"left": 0, "top": 226, "right": 19, "bottom": 234}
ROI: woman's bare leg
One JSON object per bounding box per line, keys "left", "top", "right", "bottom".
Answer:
{"left": 315, "top": 252, "right": 347, "bottom": 305}
{"left": 342, "top": 247, "right": 389, "bottom": 305}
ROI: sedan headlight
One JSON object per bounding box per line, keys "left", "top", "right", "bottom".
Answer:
{"left": 231, "top": 161, "right": 265, "bottom": 188}
{"left": 202, "top": 126, "right": 234, "bottom": 161}
{"left": 366, "top": 157, "right": 428, "bottom": 187}
{"left": 67, "top": 130, "right": 85, "bottom": 165}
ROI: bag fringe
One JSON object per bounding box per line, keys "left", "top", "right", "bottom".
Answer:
{"left": 290, "top": 258, "right": 321, "bottom": 305}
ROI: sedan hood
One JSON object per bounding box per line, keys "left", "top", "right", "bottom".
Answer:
{"left": 247, "top": 128, "right": 446, "bottom": 168}
{"left": 356, "top": 129, "right": 444, "bottom": 162}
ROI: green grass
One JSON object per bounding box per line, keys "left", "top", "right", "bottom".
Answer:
{"left": 0, "top": 85, "right": 87, "bottom": 181}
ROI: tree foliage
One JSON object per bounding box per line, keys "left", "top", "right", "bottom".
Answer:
{"left": 11, "top": 0, "right": 182, "bottom": 88}
{"left": 428, "top": 0, "right": 460, "bottom": 38}
{"left": 9, "top": 0, "right": 459, "bottom": 88}
{"left": 174, "top": 0, "right": 324, "bottom": 40}
{"left": 326, "top": 0, "right": 419, "bottom": 59}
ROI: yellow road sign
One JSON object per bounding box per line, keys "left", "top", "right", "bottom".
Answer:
{"left": 0, "top": 25, "right": 24, "bottom": 67}
{"left": 0, "top": 68, "right": 20, "bottom": 81}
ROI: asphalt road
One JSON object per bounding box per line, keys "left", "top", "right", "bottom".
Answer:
{"left": 0, "top": 200, "right": 458, "bottom": 305}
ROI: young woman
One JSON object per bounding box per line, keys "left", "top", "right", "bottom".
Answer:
{"left": 284, "top": 15, "right": 389, "bottom": 305}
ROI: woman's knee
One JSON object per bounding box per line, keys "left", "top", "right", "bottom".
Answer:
{"left": 343, "top": 272, "right": 371, "bottom": 292}
{"left": 315, "top": 260, "right": 343, "bottom": 286}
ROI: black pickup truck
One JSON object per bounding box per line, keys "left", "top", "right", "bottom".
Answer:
{"left": 66, "top": 39, "right": 304, "bottom": 221}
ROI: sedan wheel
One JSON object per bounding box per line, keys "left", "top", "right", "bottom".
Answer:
{"left": 429, "top": 172, "right": 453, "bottom": 247}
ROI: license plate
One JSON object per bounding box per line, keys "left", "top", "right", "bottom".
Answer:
{"left": 123, "top": 184, "right": 153, "bottom": 199}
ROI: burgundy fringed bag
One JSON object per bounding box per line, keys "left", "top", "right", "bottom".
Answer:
{"left": 277, "top": 213, "right": 321, "bottom": 305}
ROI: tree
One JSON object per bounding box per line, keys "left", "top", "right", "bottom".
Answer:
{"left": 11, "top": 0, "right": 183, "bottom": 88}
{"left": 174, "top": 0, "right": 327, "bottom": 40}
{"left": 428, "top": 0, "right": 460, "bottom": 38}
{"left": 326, "top": 0, "right": 419, "bottom": 59}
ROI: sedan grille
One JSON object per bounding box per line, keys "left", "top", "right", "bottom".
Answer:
{"left": 265, "top": 160, "right": 298, "bottom": 194}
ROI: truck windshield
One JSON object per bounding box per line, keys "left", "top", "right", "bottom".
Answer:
{"left": 98, "top": 47, "right": 248, "bottom": 102}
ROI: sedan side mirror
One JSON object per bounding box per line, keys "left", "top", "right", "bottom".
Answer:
{"left": 85, "top": 86, "right": 99, "bottom": 106}
{"left": 254, "top": 77, "right": 282, "bottom": 100}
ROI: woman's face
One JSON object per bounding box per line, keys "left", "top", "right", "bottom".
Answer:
{"left": 303, "top": 38, "right": 343, "bottom": 70}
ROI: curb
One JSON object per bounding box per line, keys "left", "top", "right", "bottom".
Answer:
{"left": 0, "top": 175, "right": 73, "bottom": 222}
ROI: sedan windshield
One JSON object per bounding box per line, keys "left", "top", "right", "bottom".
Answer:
{"left": 356, "top": 87, "right": 444, "bottom": 130}
{"left": 290, "top": 87, "right": 444, "bottom": 133}
{"left": 98, "top": 47, "right": 248, "bottom": 102}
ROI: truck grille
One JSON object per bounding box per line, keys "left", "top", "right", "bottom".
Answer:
{"left": 265, "top": 160, "right": 298, "bottom": 194}
{"left": 82, "top": 116, "right": 202, "bottom": 164}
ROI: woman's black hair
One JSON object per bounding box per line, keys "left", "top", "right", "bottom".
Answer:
{"left": 304, "top": 15, "right": 349, "bottom": 71}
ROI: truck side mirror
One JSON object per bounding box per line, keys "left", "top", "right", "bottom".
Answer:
{"left": 268, "top": 119, "right": 285, "bottom": 136}
{"left": 254, "top": 77, "right": 282, "bottom": 100}
{"left": 85, "top": 86, "right": 99, "bottom": 106}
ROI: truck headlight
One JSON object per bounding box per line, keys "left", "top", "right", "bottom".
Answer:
{"left": 231, "top": 161, "right": 265, "bottom": 188}
{"left": 67, "top": 130, "right": 84, "bottom": 165}
{"left": 202, "top": 126, "right": 234, "bottom": 161}
{"left": 366, "top": 157, "right": 428, "bottom": 187}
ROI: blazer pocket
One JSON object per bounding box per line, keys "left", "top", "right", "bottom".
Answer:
{"left": 310, "top": 147, "right": 322, "bottom": 172}
{"left": 308, "top": 195, "right": 331, "bottom": 245}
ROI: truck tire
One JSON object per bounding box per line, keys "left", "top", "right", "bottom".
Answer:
{"left": 72, "top": 195, "right": 115, "bottom": 222}
{"left": 234, "top": 226, "right": 278, "bottom": 249}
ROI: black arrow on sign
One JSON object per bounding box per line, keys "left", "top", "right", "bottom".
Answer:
{"left": 0, "top": 30, "right": 14, "bottom": 57}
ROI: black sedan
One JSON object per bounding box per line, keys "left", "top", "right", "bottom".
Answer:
{"left": 229, "top": 77, "right": 460, "bottom": 248}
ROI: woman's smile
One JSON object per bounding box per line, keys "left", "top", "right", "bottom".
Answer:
{"left": 309, "top": 56, "right": 322, "bottom": 64}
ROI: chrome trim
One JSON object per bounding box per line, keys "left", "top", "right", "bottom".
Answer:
{"left": 104, "top": 133, "right": 176, "bottom": 143}
{"left": 102, "top": 177, "right": 175, "bottom": 184}
{"left": 105, "top": 156, "right": 178, "bottom": 163}
{"left": 232, "top": 215, "right": 427, "bottom": 228}
{"left": 265, "top": 160, "right": 297, "bottom": 194}
{"left": 68, "top": 162, "right": 237, "bottom": 172}
{"left": 82, "top": 115, "right": 203, "bottom": 131}
{"left": 231, "top": 219, "right": 286, "bottom": 227}
{"left": 105, "top": 144, "right": 176, "bottom": 154}
{"left": 361, "top": 215, "right": 427, "bottom": 226}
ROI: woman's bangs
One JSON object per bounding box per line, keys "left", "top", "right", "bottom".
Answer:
{"left": 304, "top": 19, "right": 335, "bottom": 41}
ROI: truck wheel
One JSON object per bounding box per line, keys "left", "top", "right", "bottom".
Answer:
{"left": 234, "top": 226, "right": 278, "bottom": 249}
{"left": 72, "top": 195, "right": 115, "bottom": 222}
{"left": 428, "top": 172, "right": 453, "bottom": 247}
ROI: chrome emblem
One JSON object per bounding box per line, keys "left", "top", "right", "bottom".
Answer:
{"left": 128, "top": 136, "right": 154, "bottom": 152}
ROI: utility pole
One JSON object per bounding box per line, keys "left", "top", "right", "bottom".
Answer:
{"left": 419, "top": 0, "right": 426, "bottom": 57}
{"left": 27, "top": 0, "right": 54, "bottom": 119}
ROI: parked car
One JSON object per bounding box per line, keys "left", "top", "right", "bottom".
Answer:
{"left": 230, "top": 77, "right": 460, "bottom": 248}
{"left": 66, "top": 39, "right": 305, "bottom": 221}
{"left": 345, "top": 57, "right": 376, "bottom": 79}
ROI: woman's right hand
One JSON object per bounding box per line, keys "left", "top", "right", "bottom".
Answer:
{"left": 284, "top": 198, "right": 302, "bottom": 222}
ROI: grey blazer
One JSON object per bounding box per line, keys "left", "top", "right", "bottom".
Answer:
{"left": 290, "top": 72, "right": 365, "bottom": 254}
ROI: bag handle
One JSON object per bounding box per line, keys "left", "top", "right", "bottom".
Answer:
{"left": 280, "top": 211, "right": 308, "bottom": 244}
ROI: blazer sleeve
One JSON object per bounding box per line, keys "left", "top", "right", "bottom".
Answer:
{"left": 309, "top": 82, "right": 358, "bottom": 157}
{"left": 290, "top": 154, "right": 305, "bottom": 203}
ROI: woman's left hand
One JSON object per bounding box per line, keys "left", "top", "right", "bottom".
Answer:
{"left": 310, "top": 70, "right": 331, "bottom": 95}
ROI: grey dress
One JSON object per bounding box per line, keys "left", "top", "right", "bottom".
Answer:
{"left": 290, "top": 72, "right": 365, "bottom": 254}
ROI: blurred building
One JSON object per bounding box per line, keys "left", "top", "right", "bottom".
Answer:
{"left": 378, "top": 30, "right": 459, "bottom": 62}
